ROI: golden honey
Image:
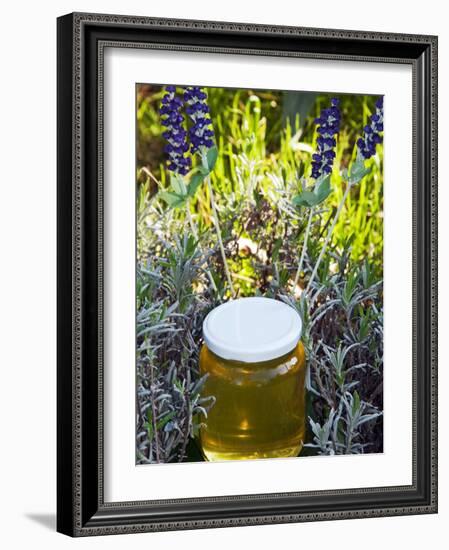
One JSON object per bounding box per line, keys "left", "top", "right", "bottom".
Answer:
{"left": 199, "top": 341, "right": 306, "bottom": 461}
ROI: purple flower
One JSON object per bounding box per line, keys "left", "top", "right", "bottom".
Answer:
{"left": 357, "top": 97, "right": 384, "bottom": 159}
{"left": 311, "top": 98, "right": 341, "bottom": 179}
{"left": 159, "top": 86, "right": 191, "bottom": 175}
{"left": 183, "top": 87, "right": 215, "bottom": 154}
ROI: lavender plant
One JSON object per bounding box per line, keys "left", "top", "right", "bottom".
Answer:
{"left": 306, "top": 392, "right": 382, "bottom": 455}
{"left": 311, "top": 97, "right": 341, "bottom": 178}
{"left": 184, "top": 86, "right": 235, "bottom": 295}
{"left": 158, "top": 85, "right": 234, "bottom": 295}
{"left": 357, "top": 97, "right": 384, "bottom": 159}
{"left": 160, "top": 86, "right": 191, "bottom": 175}
{"left": 292, "top": 98, "right": 341, "bottom": 289}
{"left": 303, "top": 96, "right": 384, "bottom": 297}
{"left": 184, "top": 86, "right": 215, "bottom": 152}
{"left": 303, "top": 268, "right": 383, "bottom": 454}
{"left": 136, "top": 235, "right": 216, "bottom": 463}
{"left": 158, "top": 86, "right": 215, "bottom": 290}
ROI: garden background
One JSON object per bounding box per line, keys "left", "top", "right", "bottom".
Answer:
{"left": 136, "top": 85, "right": 384, "bottom": 464}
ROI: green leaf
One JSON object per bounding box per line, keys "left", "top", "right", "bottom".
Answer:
{"left": 348, "top": 153, "right": 371, "bottom": 184}
{"left": 342, "top": 269, "right": 359, "bottom": 306}
{"left": 272, "top": 237, "right": 282, "bottom": 262}
{"left": 187, "top": 171, "right": 205, "bottom": 198}
{"left": 352, "top": 391, "right": 361, "bottom": 416}
{"left": 144, "top": 409, "right": 154, "bottom": 441}
{"left": 170, "top": 174, "right": 187, "bottom": 196}
{"left": 143, "top": 422, "right": 153, "bottom": 441}
{"left": 205, "top": 146, "right": 218, "bottom": 172}
{"left": 185, "top": 234, "right": 197, "bottom": 256}
{"left": 292, "top": 190, "right": 318, "bottom": 207}
{"left": 313, "top": 174, "right": 332, "bottom": 203}
{"left": 198, "top": 165, "right": 210, "bottom": 176}
{"left": 292, "top": 175, "right": 332, "bottom": 208}
{"left": 159, "top": 191, "right": 186, "bottom": 209}
{"left": 156, "top": 410, "right": 177, "bottom": 430}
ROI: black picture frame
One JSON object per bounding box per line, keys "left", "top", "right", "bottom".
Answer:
{"left": 57, "top": 12, "right": 438, "bottom": 537}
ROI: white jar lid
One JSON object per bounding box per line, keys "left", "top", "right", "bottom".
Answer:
{"left": 203, "top": 297, "right": 302, "bottom": 363}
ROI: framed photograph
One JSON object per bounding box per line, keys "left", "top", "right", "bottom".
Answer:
{"left": 57, "top": 12, "right": 438, "bottom": 536}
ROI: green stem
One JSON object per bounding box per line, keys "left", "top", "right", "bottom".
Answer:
{"left": 186, "top": 199, "right": 217, "bottom": 292}
{"left": 201, "top": 152, "right": 234, "bottom": 295}
{"left": 293, "top": 207, "right": 314, "bottom": 291}
{"left": 305, "top": 182, "right": 352, "bottom": 295}
{"left": 150, "top": 364, "right": 161, "bottom": 463}
{"left": 206, "top": 175, "right": 234, "bottom": 295}
{"left": 140, "top": 166, "right": 161, "bottom": 187}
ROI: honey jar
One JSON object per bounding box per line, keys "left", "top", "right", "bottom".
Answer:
{"left": 199, "top": 297, "right": 306, "bottom": 461}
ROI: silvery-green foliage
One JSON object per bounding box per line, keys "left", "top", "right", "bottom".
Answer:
{"left": 305, "top": 391, "right": 381, "bottom": 455}
{"left": 136, "top": 234, "right": 217, "bottom": 463}
{"left": 136, "top": 189, "right": 384, "bottom": 461}
{"left": 341, "top": 391, "right": 382, "bottom": 454}
{"left": 306, "top": 407, "right": 341, "bottom": 455}
{"left": 302, "top": 255, "right": 384, "bottom": 455}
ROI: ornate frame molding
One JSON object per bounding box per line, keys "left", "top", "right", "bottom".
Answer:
{"left": 57, "top": 12, "right": 438, "bottom": 536}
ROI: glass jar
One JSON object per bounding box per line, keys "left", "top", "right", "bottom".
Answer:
{"left": 199, "top": 297, "right": 305, "bottom": 461}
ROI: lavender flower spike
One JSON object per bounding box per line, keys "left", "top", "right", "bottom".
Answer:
{"left": 357, "top": 97, "right": 384, "bottom": 159}
{"left": 183, "top": 87, "right": 215, "bottom": 154}
{"left": 159, "top": 85, "right": 191, "bottom": 175}
{"left": 311, "top": 98, "right": 341, "bottom": 179}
